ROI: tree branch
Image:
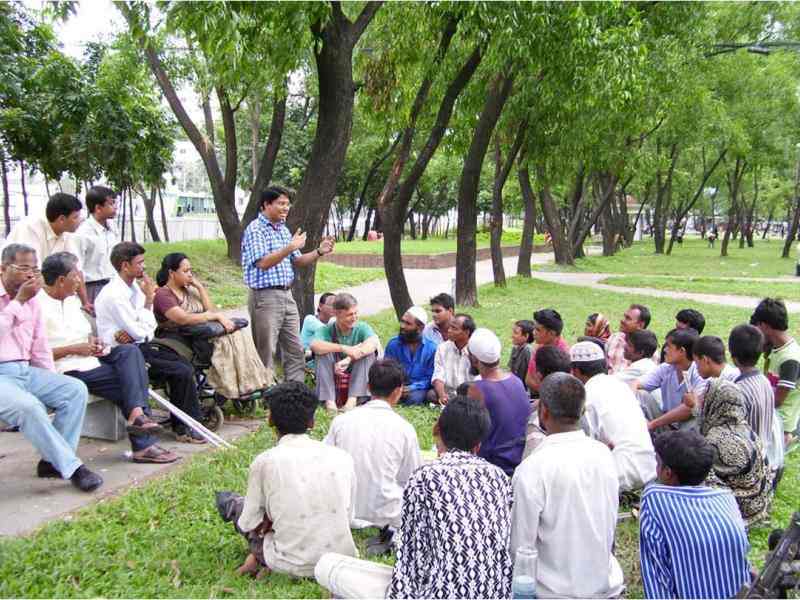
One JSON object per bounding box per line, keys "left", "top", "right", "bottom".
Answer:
{"left": 351, "top": 1, "right": 384, "bottom": 41}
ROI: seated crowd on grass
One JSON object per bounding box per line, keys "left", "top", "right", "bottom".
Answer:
{"left": 2, "top": 189, "right": 798, "bottom": 599}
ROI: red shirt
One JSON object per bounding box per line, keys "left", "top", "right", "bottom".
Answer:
{"left": 527, "top": 337, "right": 571, "bottom": 377}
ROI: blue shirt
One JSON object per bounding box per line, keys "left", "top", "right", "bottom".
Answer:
{"left": 640, "top": 362, "right": 708, "bottom": 411}
{"left": 474, "top": 377, "right": 531, "bottom": 475}
{"left": 422, "top": 323, "right": 446, "bottom": 347}
{"left": 639, "top": 483, "right": 750, "bottom": 599}
{"left": 241, "top": 214, "right": 301, "bottom": 289}
{"left": 384, "top": 336, "right": 437, "bottom": 392}
{"left": 300, "top": 315, "right": 327, "bottom": 351}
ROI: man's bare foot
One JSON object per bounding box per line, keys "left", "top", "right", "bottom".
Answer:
{"left": 236, "top": 553, "right": 260, "bottom": 577}
{"left": 343, "top": 396, "right": 356, "bottom": 411}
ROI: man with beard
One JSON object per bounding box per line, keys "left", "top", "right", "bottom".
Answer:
{"left": 384, "top": 306, "right": 437, "bottom": 405}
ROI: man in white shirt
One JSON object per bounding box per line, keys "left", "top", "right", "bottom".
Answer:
{"left": 216, "top": 382, "right": 357, "bottom": 579}
{"left": 431, "top": 313, "right": 476, "bottom": 404}
{"left": 95, "top": 242, "right": 203, "bottom": 443}
{"left": 76, "top": 186, "right": 119, "bottom": 303}
{"left": 4, "top": 193, "right": 92, "bottom": 311}
{"left": 324, "top": 359, "right": 422, "bottom": 555}
{"left": 615, "top": 329, "right": 659, "bottom": 384}
{"left": 511, "top": 372, "right": 623, "bottom": 598}
{"left": 570, "top": 341, "right": 657, "bottom": 491}
{"left": 39, "top": 252, "right": 178, "bottom": 464}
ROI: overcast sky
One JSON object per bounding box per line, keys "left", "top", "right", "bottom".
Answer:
{"left": 46, "top": 0, "right": 126, "bottom": 58}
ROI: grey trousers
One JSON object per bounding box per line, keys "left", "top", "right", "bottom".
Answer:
{"left": 315, "top": 352, "right": 376, "bottom": 404}
{"left": 248, "top": 288, "right": 305, "bottom": 383}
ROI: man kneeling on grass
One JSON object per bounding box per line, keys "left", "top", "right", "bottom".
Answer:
{"left": 215, "top": 382, "right": 357, "bottom": 579}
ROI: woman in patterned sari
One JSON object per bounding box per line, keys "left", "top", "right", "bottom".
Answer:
{"left": 153, "top": 253, "right": 272, "bottom": 400}
{"left": 700, "top": 378, "right": 773, "bottom": 526}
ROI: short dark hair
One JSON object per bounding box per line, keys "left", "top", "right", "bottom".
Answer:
{"left": 110, "top": 241, "right": 146, "bottom": 272}
{"left": 693, "top": 335, "right": 726, "bottom": 364}
{"left": 318, "top": 292, "right": 335, "bottom": 308}
{"left": 666, "top": 327, "right": 699, "bottom": 360}
{"left": 728, "top": 324, "right": 764, "bottom": 367}
{"left": 751, "top": 298, "right": 789, "bottom": 332}
{"left": 438, "top": 396, "right": 491, "bottom": 451}
{"left": 85, "top": 185, "right": 117, "bottom": 214}
{"left": 333, "top": 292, "right": 358, "bottom": 311}
{"left": 540, "top": 372, "right": 584, "bottom": 422}
{"left": 430, "top": 293, "right": 455, "bottom": 311}
{"left": 156, "top": 252, "right": 189, "bottom": 287}
{"left": 571, "top": 358, "right": 607, "bottom": 378}
{"left": 45, "top": 193, "right": 82, "bottom": 222}
{"left": 454, "top": 313, "right": 476, "bottom": 336}
{"left": 514, "top": 319, "right": 536, "bottom": 344}
{"left": 259, "top": 185, "right": 292, "bottom": 210}
{"left": 263, "top": 381, "right": 318, "bottom": 435}
{"left": 533, "top": 308, "right": 563, "bottom": 335}
{"left": 630, "top": 303, "right": 651, "bottom": 328}
{"left": 653, "top": 430, "right": 715, "bottom": 485}
{"left": 535, "top": 345, "right": 571, "bottom": 378}
{"left": 628, "top": 329, "right": 658, "bottom": 358}
{"left": 1, "top": 243, "right": 35, "bottom": 265}
{"left": 676, "top": 308, "right": 705, "bottom": 334}
{"left": 41, "top": 252, "right": 79, "bottom": 285}
{"left": 368, "top": 359, "right": 404, "bottom": 397}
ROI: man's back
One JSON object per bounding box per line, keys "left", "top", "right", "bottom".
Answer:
{"left": 512, "top": 431, "right": 621, "bottom": 598}
{"left": 387, "top": 450, "right": 512, "bottom": 599}
{"left": 639, "top": 483, "right": 750, "bottom": 599}
{"left": 242, "top": 434, "right": 357, "bottom": 577}
{"left": 325, "top": 400, "right": 421, "bottom": 528}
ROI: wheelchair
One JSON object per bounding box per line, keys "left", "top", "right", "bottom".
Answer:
{"left": 148, "top": 319, "right": 266, "bottom": 431}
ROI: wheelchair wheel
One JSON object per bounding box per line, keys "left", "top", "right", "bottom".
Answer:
{"left": 204, "top": 405, "right": 224, "bottom": 432}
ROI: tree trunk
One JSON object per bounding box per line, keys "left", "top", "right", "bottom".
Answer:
{"left": 763, "top": 206, "right": 774, "bottom": 240}
{"left": 407, "top": 210, "right": 417, "bottom": 239}
{"left": 536, "top": 166, "right": 573, "bottom": 265}
{"left": 362, "top": 207, "right": 374, "bottom": 240}
{"left": 517, "top": 163, "right": 537, "bottom": 276}
{"left": 455, "top": 70, "right": 515, "bottom": 305}
{"left": 120, "top": 188, "right": 127, "bottom": 240}
{"left": 157, "top": 186, "right": 170, "bottom": 242}
{"left": 142, "top": 185, "right": 161, "bottom": 242}
{"left": 287, "top": 2, "right": 383, "bottom": 317}
{"left": 347, "top": 134, "right": 400, "bottom": 241}
{"left": 1, "top": 152, "right": 10, "bottom": 236}
{"left": 653, "top": 142, "right": 679, "bottom": 254}
{"left": 128, "top": 188, "right": 137, "bottom": 243}
{"left": 490, "top": 124, "right": 525, "bottom": 286}
{"left": 19, "top": 161, "right": 28, "bottom": 216}
{"left": 722, "top": 158, "right": 746, "bottom": 257}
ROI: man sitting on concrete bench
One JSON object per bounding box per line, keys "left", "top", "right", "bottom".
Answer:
{"left": 0, "top": 243, "right": 102, "bottom": 492}
{"left": 39, "top": 252, "right": 178, "bottom": 464}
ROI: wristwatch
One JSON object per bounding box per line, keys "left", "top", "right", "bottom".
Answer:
{"left": 316, "top": 248, "right": 324, "bottom": 256}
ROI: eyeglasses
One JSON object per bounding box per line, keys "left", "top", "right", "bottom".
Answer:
{"left": 9, "top": 264, "right": 40, "bottom": 275}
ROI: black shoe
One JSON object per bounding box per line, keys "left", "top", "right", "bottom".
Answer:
{"left": 36, "top": 460, "right": 61, "bottom": 478}
{"left": 365, "top": 526, "right": 394, "bottom": 556}
{"left": 215, "top": 491, "right": 239, "bottom": 522}
{"left": 70, "top": 465, "right": 103, "bottom": 492}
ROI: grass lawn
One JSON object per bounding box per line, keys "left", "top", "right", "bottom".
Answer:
{"left": 335, "top": 230, "right": 546, "bottom": 255}
{"left": 536, "top": 237, "right": 797, "bottom": 279}
{"left": 600, "top": 275, "right": 799, "bottom": 301}
{"left": 141, "top": 239, "right": 385, "bottom": 309}
{"left": 2, "top": 276, "right": 797, "bottom": 597}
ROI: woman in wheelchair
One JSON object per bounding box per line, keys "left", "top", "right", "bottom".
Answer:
{"left": 153, "top": 253, "right": 272, "bottom": 402}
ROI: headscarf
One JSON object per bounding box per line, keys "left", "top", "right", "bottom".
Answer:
{"left": 700, "top": 378, "right": 773, "bottom": 526}
{"left": 585, "top": 313, "right": 611, "bottom": 342}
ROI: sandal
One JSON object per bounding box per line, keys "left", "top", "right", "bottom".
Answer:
{"left": 126, "top": 415, "right": 163, "bottom": 436}
{"left": 175, "top": 429, "right": 208, "bottom": 444}
{"left": 132, "top": 445, "right": 180, "bottom": 464}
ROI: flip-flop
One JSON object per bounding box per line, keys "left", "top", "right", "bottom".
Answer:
{"left": 126, "top": 415, "right": 163, "bottom": 436}
{"left": 132, "top": 445, "right": 180, "bottom": 464}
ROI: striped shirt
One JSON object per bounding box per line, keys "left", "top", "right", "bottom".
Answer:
{"left": 735, "top": 370, "right": 775, "bottom": 450}
{"left": 241, "top": 214, "right": 301, "bottom": 289}
{"left": 639, "top": 483, "right": 750, "bottom": 599}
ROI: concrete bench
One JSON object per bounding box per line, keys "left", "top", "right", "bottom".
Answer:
{"left": 0, "top": 395, "right": 127, "bottom": 443}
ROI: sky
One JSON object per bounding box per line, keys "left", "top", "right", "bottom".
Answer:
{"left": 33, "top": 0, "right": 126, "bottom": 59}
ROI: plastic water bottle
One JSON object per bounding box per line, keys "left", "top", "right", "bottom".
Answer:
{"left": 512, "top": 546, "right": 538, "bottom": 599}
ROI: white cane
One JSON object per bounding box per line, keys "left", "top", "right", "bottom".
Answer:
{"left": 148, "top": 389, "right": 234, "bottom": 449}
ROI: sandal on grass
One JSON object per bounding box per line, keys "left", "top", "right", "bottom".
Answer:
{"left": 126, "top": 415, "right": 163, "bottom": 436}
{"left": 132, "top": 445, "right": 180, "bottom": 464}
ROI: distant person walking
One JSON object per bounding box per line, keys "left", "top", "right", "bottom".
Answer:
{"left": 241, "top": 186, "right": 334, "bottom": 382}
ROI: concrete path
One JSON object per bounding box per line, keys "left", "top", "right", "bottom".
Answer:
{"left": 0, "top": 416, "right": 262, "bottom": 537}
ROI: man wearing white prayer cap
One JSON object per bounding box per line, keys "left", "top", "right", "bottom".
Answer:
{"left": 384, "top": 305, "right": 438, "bottom": 405}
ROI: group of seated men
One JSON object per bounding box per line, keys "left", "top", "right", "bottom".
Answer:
{"left": 219, "top": 290, "right": 794, "bottom": 598}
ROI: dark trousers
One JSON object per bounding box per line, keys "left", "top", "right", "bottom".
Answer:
{"left": 66, "top": 344, "right": 156, "bottom": 452}
{"left": 138, "top": 342, "right": 201, "bottom": 432}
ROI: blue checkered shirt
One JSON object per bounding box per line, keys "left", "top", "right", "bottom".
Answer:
{"left": 241, "top": 214, "right": 301, "bottom": 289}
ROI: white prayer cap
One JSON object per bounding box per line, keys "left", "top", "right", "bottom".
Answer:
{"left": 569, "top": 340, "right": 605, "bottom": 363}
{"left": 468, "top": 327, "right": 502, "bottom": 364}
{"left": 405, "top": 305, "right": 428, "bottom": 327}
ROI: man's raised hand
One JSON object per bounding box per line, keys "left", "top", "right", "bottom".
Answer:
{"left": 290, "top": 229, "right": 307, "bottom": 251}
{"left": 15, "top": 276, "right": 41, "bottom": 303}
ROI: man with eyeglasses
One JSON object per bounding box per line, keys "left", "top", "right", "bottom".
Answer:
{"left": 0, "top": 243, "right": 103, "bottom": 492}
{"left": 241, "top": 185, "right": 335, "bottom": 382}
{"left": 77, "top": 186, "right": 120, "bottom": 303}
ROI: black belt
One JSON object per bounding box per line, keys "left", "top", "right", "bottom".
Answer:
{"left": 259, "top": 284, "right": 292, "bottom": 291}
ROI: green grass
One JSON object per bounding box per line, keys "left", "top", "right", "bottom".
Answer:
{"left": 335, "top": 230, "right": 546, "bottom": 255}
{"left": 141, "top": 240, "right": 385, "bottom": 309}
{"left": 2, "top": 275, "right": 797, "bottom": 597}
{"left": 600, "top": 275, "right": 799, "bottom": 301}
{"left": 536, "top": 237, "right": 797, "bottom": 279}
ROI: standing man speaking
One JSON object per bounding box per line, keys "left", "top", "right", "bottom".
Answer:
{"left": 242, "top": 186, "right": 334, "bottom": 382}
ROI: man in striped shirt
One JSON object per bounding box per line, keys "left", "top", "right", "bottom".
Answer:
{"left": 729, "top": 325, "right": 775, "bottom": 452}
{"left": 639, "top": 430, "right": 751, "bottom": 599}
